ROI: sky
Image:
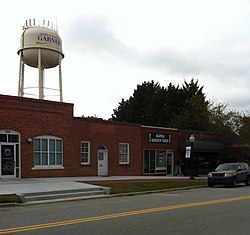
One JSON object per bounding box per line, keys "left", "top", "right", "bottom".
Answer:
{"left": 1, "top": 0, "right": 250, "bottom": 119}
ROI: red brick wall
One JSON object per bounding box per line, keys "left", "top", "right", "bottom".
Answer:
{"left": 73, "top": 118, "right": 142, "bottom": 176}
{"left": 0, "top": 95, "right": 143, "bottom": 177}
{"left": 0, "top": 94, "right": 224, "bottom": 178}
{"left": 0, "top": 95, "right": 74, "bottom": 178}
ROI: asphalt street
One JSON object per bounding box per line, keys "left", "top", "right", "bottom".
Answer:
{"left": 0, "top": 185, "right": 250, "bottom": 234}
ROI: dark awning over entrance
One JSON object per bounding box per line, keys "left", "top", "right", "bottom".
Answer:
{"left": 179, "top": 140, "right": 224, "bottom": 153}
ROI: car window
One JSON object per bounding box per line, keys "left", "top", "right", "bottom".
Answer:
{"left": 243, "top": 163, "right": 250, "bottom": 169}
{"left": 216, "top": 163, "right": 237, "bottom": 171}
{"left": 240, "top": 164, "right": 246, "bottom": 170}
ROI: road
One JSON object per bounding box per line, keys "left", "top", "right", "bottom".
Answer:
{"left": 0, "top": 185, "right": 250, "bottom": 234}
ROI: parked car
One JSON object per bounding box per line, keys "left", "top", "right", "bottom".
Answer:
{"left": 207, "top": 162, "right": 250, "bottom": 187}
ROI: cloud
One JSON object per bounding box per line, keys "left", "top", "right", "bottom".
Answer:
{"left": 140, "top": 33, "right": 250, "bottom": 83}
{"left": 62, "top": 7, "right": 250, "bottom": 84}
{"left": 140, "top": 48, "right": 201, "bottom": 76}
{"left": 64, "top": 15, "right": 137, "bottom": 61}
{"left": 60, "top": 9, "right": 250, "bottom": 115}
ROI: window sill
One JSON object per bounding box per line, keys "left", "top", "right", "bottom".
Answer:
{"left": 81, "top": 163, "right": 90, "bottom": 166}
{"left": 32, "top": 166, "right": 64, "bottom": 170}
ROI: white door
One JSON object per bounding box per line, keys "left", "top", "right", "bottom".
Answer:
{"left": 98, "top": 149, "right": 108, "bottom": 176}
{"left": 1, "top": 144, "right": 16, "bottom": 178}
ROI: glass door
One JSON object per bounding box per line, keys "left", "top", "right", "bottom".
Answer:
{"left": 1, "top": 144, "right": 16, "bottom": 177}
{"left": 167, "top": 152, "right": 173, "bottom": 175}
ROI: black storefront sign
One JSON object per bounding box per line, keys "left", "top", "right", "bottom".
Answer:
{"left": 148, "top": 133, "right": 171, "bottom": 144}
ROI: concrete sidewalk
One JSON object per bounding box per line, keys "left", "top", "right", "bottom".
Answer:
{"left": 0, "top": 176, "right": 207, "bottom": 205}
{"left": 0, "top": 176, "right": 199, "bottom": 193}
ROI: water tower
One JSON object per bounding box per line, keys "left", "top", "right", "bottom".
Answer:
{"left": 17, "top": 19, "right": 64, "bottom": 101}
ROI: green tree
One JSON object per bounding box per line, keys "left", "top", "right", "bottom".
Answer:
{"left": 239, "top": 116, "right": 250, "bottom": 145}
{"left": 173, "top": 79, "right": 209, "bottom": 130}
{"left": 208, "top": 101, "right": 242, "bottom": 146}
{"left": 112, "top": 80, "right": 168, "bottom": 126}
{"left": 238, "top": 115, "right": 250, "bottom": 161}
{"left": 112, "top": 79, "right": 210, "bottom": 131}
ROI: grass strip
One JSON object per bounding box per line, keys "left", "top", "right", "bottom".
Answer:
{"left": 0, "top": 194, "right": 24, "bottom": 203}
{"left": 91, "top": 180, "right": 207, "bottom": 194}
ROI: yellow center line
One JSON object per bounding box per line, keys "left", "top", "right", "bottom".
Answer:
{"left": 1, "top": 195, "right": 250, "bottom": 234}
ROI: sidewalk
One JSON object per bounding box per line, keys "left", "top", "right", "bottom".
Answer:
{"left": 0, "top": 176, "right": 202, "bottom": 194}
{"left": 0, "top": 176, "right": 207, "bottom": 206}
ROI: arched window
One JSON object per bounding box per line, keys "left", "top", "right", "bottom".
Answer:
{"left": 33, "top": 136, "right": 63, "bottom": 168}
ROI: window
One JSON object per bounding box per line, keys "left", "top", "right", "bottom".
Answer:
{"left": 119, "top": 143, "right": 129, "bottom": 164}
{"left": 34, "top": 136, "right": 63, "bottom": 168}
{"left": 0, "top": 132, "right": 19, "bottom": 143}
{"left": 8, "top": 134, "right": 19, "bottom": 143}
{"left": 81, "top": 141, "right": 90, "bottom": 164}
{"left": 144, "top": 149, "right": 173, "bottom": 174}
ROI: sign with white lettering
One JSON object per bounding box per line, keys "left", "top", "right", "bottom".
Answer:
{"left": 148, "top": 133, "right": 171, "bottom": 144}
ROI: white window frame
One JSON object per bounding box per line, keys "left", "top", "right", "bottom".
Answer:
{"left": 119, "top": 143, "right": 129, "bottom": 164}
{"left": 81, "top": 141, "right": 90, "bottom": 165}
{"left": 33, "top": 136, "right": 63, "bottom": 170}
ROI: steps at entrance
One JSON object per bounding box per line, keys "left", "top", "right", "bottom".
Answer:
{"left": 22, "top": 187, "right": 111, "bottom": 202}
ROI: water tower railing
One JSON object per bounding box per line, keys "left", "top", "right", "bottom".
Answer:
{"left": 23, "top": 18, "right": 58, "bottom": 32}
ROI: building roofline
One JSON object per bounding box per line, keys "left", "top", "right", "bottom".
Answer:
{"left": 0, "top": 94, "right": 73, "bottom": 107}
{"left": 141, "top": 125, "right": 177, "bottom": 131}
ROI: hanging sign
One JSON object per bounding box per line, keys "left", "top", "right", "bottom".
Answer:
{"left": 185, "top": 146, "right": 191, "bottom": 158}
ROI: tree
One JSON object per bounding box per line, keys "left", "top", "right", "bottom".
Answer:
{"left": 238, "top": 115, "right": 250, "bottom": 161}
{"left": 112, "top": 79, "right": 210, "bottom": 131}
{"left": 112, "top": 80, "right": 168, "bottom": 126}
{"left": 208, "top": 101, "right": 242, "bottom": 146}
{"left": 173, "top": 79, "right": 209, "bottom": 130}
{"left": 239, "top": 116, "right": 250, "bottom": 145}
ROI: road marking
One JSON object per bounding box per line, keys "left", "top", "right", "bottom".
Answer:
{"left": 155, "top": 193, "right": 180, "bottom": 196}
{"left": 1, "top": 195, "right": 250, "bottom": 234}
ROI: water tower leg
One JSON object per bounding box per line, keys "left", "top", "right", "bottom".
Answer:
{"left": 59, "top": 55, "right": 63, "bottom": 102}
{"left": 18, "top": 55, "right": 25, "bottom": 97}
{"left": 38, "top": 48, "right": 44, "bottom": 99}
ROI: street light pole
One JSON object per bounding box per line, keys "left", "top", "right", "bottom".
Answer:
{"left": 189, "top": 134, "right": 195, "bottom": 180}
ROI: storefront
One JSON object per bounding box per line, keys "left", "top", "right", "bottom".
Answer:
{"left": 0, "top": 94, "right": 224, "bottom": 178}
{"left": 178, "top": 131, "right": 224, "bottom": 176}
{"left": 141, "top": 127, "right": 178, "bottom": 175}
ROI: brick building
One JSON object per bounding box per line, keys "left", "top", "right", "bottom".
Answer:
{"left": 0, "top": 94, "right": 223, "bottom": 178}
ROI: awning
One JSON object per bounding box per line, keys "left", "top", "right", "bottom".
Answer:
{"left": 179, "top": 140, "right": 224, "bottom": 153}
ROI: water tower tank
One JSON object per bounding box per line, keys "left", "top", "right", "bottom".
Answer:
{"left": 17, "top": 19, "right": 64, "bottom": 101}
{"left": 18, "top": 26, "right": 64, "bottom": 68}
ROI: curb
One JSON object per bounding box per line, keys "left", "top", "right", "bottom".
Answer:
{"left": 0, "top": 185, "right": 207, "bottom": 207}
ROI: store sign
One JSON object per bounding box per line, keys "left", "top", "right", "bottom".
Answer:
{"left": 185, "top": 146, "right": 191, "bottom": 158}
{"left": 148, "top": 133, "right": 171, "bottom": 144}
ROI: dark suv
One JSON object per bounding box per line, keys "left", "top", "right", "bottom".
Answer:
{"left": 207, "top": 162, "right": 250, "bottom": 187}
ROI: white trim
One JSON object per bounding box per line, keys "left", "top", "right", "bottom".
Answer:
{"left": 119, "top": 143, "right": 130, "bottom": 164}
{"left": 32, "top": 166, "right": 64, "bottom": 170}
{"left": 33, "top": 136, "right": 63, "bottom": 167}
{"left": 0, "top": 130, "right": 21, "bottom": 178}
{"left": 141, "top": 125, "right": 177, "bottom": 131}
{"left": 80, "top": 141, "right": 90, "bottom": 165}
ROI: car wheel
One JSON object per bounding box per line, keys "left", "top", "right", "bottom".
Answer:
{"left": 208, "top": 181, "right": 214, "bottom": 187}
{"left": 231, "top": 177, "right": 237, "bottom": 187}
{"left": 245, "top": 176, "right": 250, "bottom": 186}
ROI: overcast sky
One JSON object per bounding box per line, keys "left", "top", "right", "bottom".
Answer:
{"left": 1, "top": 0, "right": 250, "bottom": 119}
